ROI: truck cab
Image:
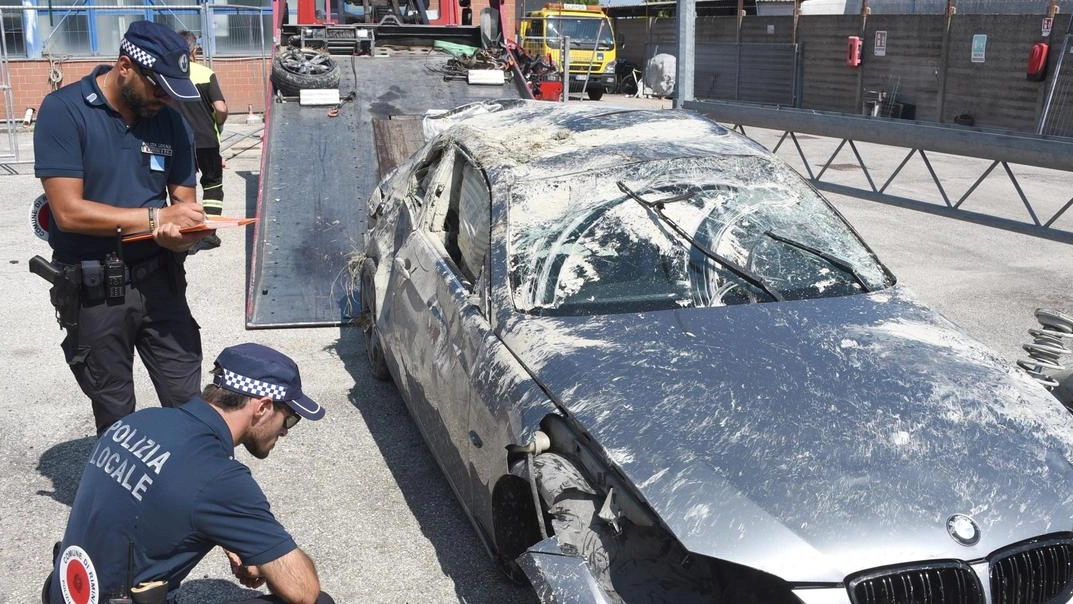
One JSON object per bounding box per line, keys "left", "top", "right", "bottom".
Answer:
{"left": 519, "top": 3, "right": 616, "bottom": 100}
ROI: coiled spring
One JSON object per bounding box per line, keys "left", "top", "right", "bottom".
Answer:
{"left": 1017, "top": 308, "right": 1073, "bottom": 388}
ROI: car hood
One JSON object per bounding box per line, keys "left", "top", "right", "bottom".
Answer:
{"left": 498, "top": 286, "right": 1073, "bottom": 583}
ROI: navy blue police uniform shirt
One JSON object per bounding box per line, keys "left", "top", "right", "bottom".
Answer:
{"left": 34, "top": 65, "right": 196, "bottom": 264}
{"left": 49, "top": 399, "right": 297, "bottom": 601}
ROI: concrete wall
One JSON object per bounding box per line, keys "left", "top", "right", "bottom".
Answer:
{"left": 614, "top": 11, "right": 1073, "bottom": 132}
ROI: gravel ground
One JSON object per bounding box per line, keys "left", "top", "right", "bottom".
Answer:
{"left": 0, "top": 95, "right": 1070, "bottom": 603}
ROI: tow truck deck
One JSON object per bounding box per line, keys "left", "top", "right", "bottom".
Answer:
{"left": 247, "top": 25, "right": 530, "bottom": 327}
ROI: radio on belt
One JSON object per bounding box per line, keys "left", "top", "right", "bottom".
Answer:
{"left": 105, "top": 225, "right": 125, "bottom": 303}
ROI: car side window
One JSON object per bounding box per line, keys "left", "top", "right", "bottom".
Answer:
{"left": 455, "top": 161, "right": 491, "bottom": 285}
{"left": 422, "top": 148, "right": 490, "bottom": 288}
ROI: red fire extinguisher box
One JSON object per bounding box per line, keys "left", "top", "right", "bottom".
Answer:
{"left": 1027, "top": 42, "right": 1049, "bottom": 81}
{"left": 846, "top": 36, "right": 863, "bottom": 67}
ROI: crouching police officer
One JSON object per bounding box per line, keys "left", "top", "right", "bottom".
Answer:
{"left": 32, "top": 20, "right": 213, "bottom": 435}
{"left": 43, "top": 343, "right": 335, "bottom": 604}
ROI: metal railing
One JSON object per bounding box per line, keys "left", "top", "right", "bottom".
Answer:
{"left": 0, "top": 3, "right": 272, "bottom": 59}
{"left": 686, "top": 99, "right": 1073, "bottom": 244}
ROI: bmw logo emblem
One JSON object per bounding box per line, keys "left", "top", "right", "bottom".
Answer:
{"left": 946, "top": 514, "right": 981, "bottom": 546}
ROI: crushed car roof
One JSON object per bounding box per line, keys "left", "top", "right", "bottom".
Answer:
{"left": 425, "top": 99, "right": 772, "bottom": 182}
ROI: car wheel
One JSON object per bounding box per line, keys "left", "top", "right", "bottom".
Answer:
{"left": 360, "top": 258, "right": 391, "bottom": 381}
{"left": 270, "top": 47, "right": 340, "bottom": 97}
{"left": 587, "top": 86, "right": 605, "bottom": 101}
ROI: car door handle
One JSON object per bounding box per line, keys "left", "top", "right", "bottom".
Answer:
{"left": 394, "top": 257, "right": 411, "bottom": 281}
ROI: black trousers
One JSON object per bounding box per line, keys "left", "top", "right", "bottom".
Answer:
{"left": 195, "top": 146, "right": 224, "bottom": 215}
{"left": 59, "top": 257, "right": 202, "bottom": 435}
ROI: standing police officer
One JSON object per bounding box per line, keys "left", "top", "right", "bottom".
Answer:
{"left": 44, "top": 343, "right": 335, "bottom": 604}
{"left": 33, "top": 21, "right": 213, "bottom": 435}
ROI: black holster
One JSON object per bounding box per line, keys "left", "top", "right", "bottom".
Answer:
{"left": 30, "top": 256, "right": 82, "bottom": 336}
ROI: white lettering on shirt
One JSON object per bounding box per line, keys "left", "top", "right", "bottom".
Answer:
{"left": 90, "top": 419, "right": 172, "bottom": 502}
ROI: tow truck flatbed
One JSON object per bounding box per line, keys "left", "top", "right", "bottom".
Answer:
{"left": 248, "top": 38, "right": 528, "bottom": 328}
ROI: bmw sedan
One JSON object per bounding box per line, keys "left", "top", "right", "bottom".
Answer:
{"left": 359, "top": 99, "right": 1073, "bottom": 604}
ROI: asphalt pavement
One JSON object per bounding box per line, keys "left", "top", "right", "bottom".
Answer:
{"left": 0, "top": 95, "right": 1070, "bottom": 603}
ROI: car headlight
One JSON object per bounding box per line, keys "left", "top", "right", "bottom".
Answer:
{"left": 604, "top": 60, "right": 616, "bottom": 74}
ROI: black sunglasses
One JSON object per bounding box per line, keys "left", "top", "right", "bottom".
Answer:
{"left": 274, "top": 402, "right": 301, "bottom": 430}
{"left": 134, "top": 64, "right": 162, "bottom": 91}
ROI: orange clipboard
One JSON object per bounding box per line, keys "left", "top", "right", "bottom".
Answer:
{"left": 121, "top": 215, "right": 257, "bottom": 243}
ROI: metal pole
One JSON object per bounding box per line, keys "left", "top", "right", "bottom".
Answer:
{"left": 200, "top": 3, "right": 211, "bottom": 66}
{"left": 580, "top": 19, "right": 605, "bottom": 99}
{"left": 735, "top": 0, "right": 743, "bottom": 101}
{"left": 260, "top": 6, "right": 269, "bottom": 114}
{"left": 792, "top": 0, "right": 800, "bottom": 45}
{"left": 936, "top": 0, "right": 955, "bottom": 123}
{"left": 855, "top": 0, "right": 868, "bottom": 115}
{"left": 675, "top": 0, "right": 695, "bottom": 107}
{"left": 561, "top": 35, "right": 570, "bottom": 102}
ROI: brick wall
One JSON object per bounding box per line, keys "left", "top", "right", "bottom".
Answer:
{"left": 9, "top": 57, "right": 270, "bottom": 119}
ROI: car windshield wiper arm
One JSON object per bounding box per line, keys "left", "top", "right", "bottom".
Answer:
{"left": 616, "top": 181, "right": 784, "bottom": 302}
{"left": 764, "top": 230, "right": 872, "bottom": 293}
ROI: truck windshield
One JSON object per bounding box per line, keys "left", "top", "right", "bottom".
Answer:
{"left": 508, "top": 155, "right": 893, "bottom": 316}
{"left": 545, "top": 17, "right": 614, "bottom": 50}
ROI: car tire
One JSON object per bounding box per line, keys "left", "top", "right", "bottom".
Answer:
{"left": 587, "top": 86, "right": 605, "bottom": 101}
{"left": 271, "top": 47, "right": 340, "bottom": 97}
{"left": 359, "top": 258, "right": 392, "bottom": 381}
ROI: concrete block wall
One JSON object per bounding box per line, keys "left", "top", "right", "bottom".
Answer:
{"left": 614, "top": 12, "right": 1073, "bottom": 132}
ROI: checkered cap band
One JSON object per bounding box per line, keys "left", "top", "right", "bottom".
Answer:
{"left": 220, "top": 368, "right": 288, "bottom": 400}
{"left": 121, "top": 38, "right": 157, "bottom": 69}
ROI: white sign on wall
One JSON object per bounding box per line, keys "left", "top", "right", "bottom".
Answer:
{"left": 1043, "top": 17, "right": 1053, "bottom": 37}
{"left": 874, "top": 31, "right": 887, "bottom": 57}
{"left": 971, "top": 34, "right": 987, "bottom": 63}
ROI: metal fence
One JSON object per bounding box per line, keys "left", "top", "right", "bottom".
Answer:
{"left": 0, "top": 13, "right": 15, "bottom": 163}
{"left": 1040, "top": 34, "right": 1073, "bottom": 137}
{"left": 694, "top": 42, "right": 799, "bottom": 105}
{"left": 0, "top": 2, "right": 271, "bottom": 59}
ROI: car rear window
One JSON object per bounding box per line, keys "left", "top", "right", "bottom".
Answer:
{"left": 508, "top": 155, "right": 893, "bottom": 315}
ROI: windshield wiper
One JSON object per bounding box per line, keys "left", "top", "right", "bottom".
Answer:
{"left": 617, "top": 181, "right": 784, "bottom": 302}
{"left": 764, "top": 230, "right": 872, "bottom": 292}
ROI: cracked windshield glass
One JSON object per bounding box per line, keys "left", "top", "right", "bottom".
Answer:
{"left": 509, "top": 155, "right": 892, "bottom": 315}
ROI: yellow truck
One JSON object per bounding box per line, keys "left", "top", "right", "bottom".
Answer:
{"left": 520, "top": 3, "right": 617, "bottom": 100}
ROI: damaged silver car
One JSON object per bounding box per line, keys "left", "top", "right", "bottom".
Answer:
{"left": 359, "top": 99, "right": 1073, "bottom": 603}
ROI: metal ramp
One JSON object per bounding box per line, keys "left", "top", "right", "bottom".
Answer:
{"left": 247, "top": 51, "right": 521, "bottom": 328}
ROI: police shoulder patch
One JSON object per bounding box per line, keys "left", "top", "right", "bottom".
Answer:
{"left": 59, "top": 545, "right": 99, "bottom": 604}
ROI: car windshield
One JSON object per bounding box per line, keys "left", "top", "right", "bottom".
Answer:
{"left": 508, "top": 155, "right": 893, "bottom": 315}
{"left": 545, "top": 17, "right": 614, "bottom": 50}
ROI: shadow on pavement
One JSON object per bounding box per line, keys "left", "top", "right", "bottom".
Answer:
{"left": 330, "top": 326, "right": 537, "bottom": 604}
{"left": 175, "top": 578, "right": 263, "bottom": 603}
{"left": 36, "top": 436, "right": 96, "bottom": 506}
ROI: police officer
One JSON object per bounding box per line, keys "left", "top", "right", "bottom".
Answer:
{"left": 175, "top": 30, "right": 228, "bottom": 254}
{"left": 33, "top": 21, "right": 213, "bottom": 435}
{"left": 44, "top": 343, "right": 335, "bottom": 604}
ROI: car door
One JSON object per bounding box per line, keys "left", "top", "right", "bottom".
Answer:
{"left": 423, "top": 149, "right": 541, "bottom": 544}
{"left": 384, "top": 145, "right": 474, "bottom": 502}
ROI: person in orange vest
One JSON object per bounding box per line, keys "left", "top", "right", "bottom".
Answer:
{"left": 176, "top": 30, "right": 228, "bottom": 253}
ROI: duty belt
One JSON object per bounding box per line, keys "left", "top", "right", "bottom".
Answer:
{"left": 54, "top": 254, "right": 166, "bottom": 285}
